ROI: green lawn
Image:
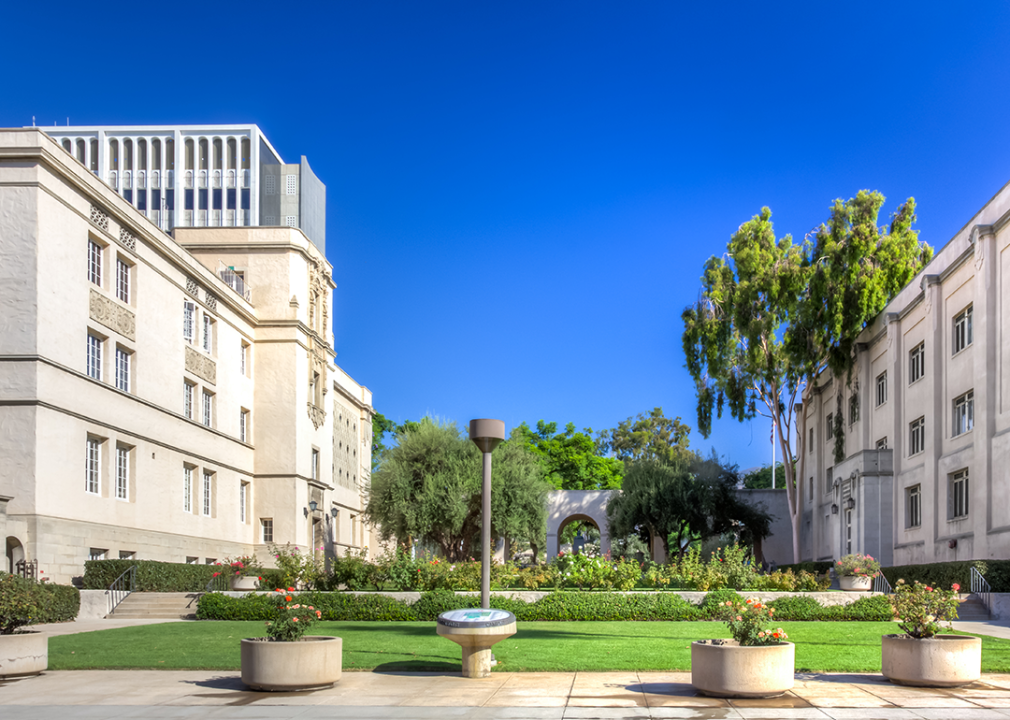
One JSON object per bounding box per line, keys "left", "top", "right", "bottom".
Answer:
{"left": 47, "top": 621, "right": 1010, "bottom": 673}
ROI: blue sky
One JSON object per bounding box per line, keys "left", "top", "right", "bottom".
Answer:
{"left": 5, "top": 2, "right": 1010, "bottom": 471}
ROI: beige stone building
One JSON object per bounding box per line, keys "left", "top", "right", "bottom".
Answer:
{"left": 0, "top": 128, "right": 375, "bottom": 584}
{"left": 801, "top": 178, "right": 1010, "bottom": 567}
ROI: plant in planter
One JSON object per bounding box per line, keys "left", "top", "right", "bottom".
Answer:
{"left": 691, "top": 597, "right": 794, "bottom": 698}
{"left": 0, "top": 573, "right": 48, "bottom": 679}
{"left": 216, "top": 555, "right": 263, "bottom": 591}
{"left": 240, "top": 587, "right": 342, "bottom": 691}
{"left": 835, "top": 553, "right": 881, "bottom": 591}
{"left": 882, "top": 579, "right": 980, "bottom": 687}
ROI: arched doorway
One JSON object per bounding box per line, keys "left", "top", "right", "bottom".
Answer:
{"left": 546, "top": 490, "right": 615, "bottom": 560}
{"left": 6, "top": 536, "right": 25, "bottom": 574}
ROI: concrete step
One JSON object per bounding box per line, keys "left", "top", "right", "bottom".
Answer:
{"left": 110, "top": 592, "right": 201, "bottom": 619}
{"left": 957, "top": 596, "right": 990, "bottom": 621}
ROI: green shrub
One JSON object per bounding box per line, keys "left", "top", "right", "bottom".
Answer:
{"left": 777, "top": 561, "right": 833, "bottom": 575}
{"left": 34, "top": 582, "right": 81, "bottom": 624}
{"left": 0, "top": 573, "right": 40, "bottom": 634}
{"left": 700, "top": 588, "right": 744, "bottom": 615}
{"left": 768, "top": 595, "right": 823, "bottom": 620}
{"left": 411, "top": 590, "right": 479, "bottom": 619}
{"left": 83, "top": 560, "right": 220, "bottom": 592}
{"left": 880, "top": 560, "right": 997, "bottom": 591}
{"left": 258, "top": 569, "right": 287, "bottom": 590}
{"left": 841, "top": 594, "right": 893, "bottom": 621}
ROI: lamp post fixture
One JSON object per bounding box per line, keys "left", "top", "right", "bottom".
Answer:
{"left": 469, "top": 418, "right": 505, "bottom": 609}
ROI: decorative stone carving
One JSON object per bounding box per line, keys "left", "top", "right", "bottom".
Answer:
{"left": 89, "top": 290, "right": 135, "bottom": 340}
{"left": 118, "top": 227, "right": 137, "bottom": 254}
{"left": 185, "top": 346, "right": 216, "bottom": 385}
{"left": 307, "top": 402, "right": 326, "bottom": 430}
{"left": 90, "top": 205, "right": 109, "bottom": 231}
{"left": 186, "top": 277, "right": 199, "bottom": 297}
{"left": 205, "top": 293, "right": 217, "bottom": 313}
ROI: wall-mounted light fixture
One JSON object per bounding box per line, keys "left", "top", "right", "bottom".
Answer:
{"left": 845, "top": 497, "right": 856, "bottom": 510}
{"left": 831, "top": 503, "right": 839, "bottom": 515}
{"left": 331, "top": 507, "right": 339, "bottom": 519}
{"left": 948, "top": 538, "right": 958, "bottom": 549}
{"left": 309, "top": 500, "right": 318, "bottom": 512}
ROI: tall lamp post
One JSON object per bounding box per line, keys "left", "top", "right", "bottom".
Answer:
{"left": 469, "top": 418, "right": 505, "bottom": 609}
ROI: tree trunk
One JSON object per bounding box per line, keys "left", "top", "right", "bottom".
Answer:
{"left": 777, "top": 412, "right": 801, "bottom": 564}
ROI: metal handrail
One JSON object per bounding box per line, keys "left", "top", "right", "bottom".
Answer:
{"left": 205, "top": 573, "right": 230, "bottom": 593}
{"left": 872, "top": 573, "right": 892, "bottom": 594}
{"left": 108, "top": 565, "right": 136, "bottom": 615}
{"left": 970, "top": 566, "right": 992, "bottom": 614}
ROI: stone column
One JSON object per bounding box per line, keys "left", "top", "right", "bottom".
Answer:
{"left": 0, "top": 495, "right": 11, "bottom": 573}
{"left": 973, "top": 227, "right": 997, "bottom": 552}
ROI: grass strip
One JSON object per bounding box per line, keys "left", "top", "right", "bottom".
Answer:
{"left": 46, "top": 620, "right": 1010, "bottom": 673}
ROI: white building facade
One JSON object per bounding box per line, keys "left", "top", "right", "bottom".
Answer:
{"left": 801, "top": 178, "right": 1010, "bottom": 567}
{"left": 0, "top": 128, "right": 371, "bottom": 584}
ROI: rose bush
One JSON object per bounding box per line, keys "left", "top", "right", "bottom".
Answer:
{"left": 717, "top": 597, "right": 788, "bottom": 646}
{"left": 835, "top": 553, "right": 881, "bottom": 578}
{"left": 265, "top": 587, "right": 323, "bottom": 642}
{"left": 890, "top": 579, "right": 961, "bottom": 639}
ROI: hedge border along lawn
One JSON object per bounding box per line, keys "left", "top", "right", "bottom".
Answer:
{"left": 196, "top": 589, "right": 895, "bottom": 622}
{"left": 46, "top": 619, "right": 1010, "bottom": 673}
{"left": 82, "top": 559, "right": 287, "bottom": 593}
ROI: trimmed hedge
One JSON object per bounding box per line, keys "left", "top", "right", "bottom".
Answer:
{"left": 83, "top": 559, "right": 240, "bottom": 592}
{"left": 777, "top": 561, "right": 833, "bottom": 575}
{"left": 35, "top": 582, "right": 81, "bottom": 624}
{"left": 197, "top": 589, "right": 894, "bottom": 623}
{"left": 879, "top": 560, "right": 1010, "bottom": 592}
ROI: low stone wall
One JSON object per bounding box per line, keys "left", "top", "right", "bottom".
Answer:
{"left": 216, "top": 589, "right": 881, "bottom": 607}
{"left": 988, "top": 593, "right": 1010, "bottom": 620}
{"left": 77, "top": 589, "right": 109, "bottom": 620}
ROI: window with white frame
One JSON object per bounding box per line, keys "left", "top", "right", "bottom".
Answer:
{"left": 950, "top": 469, "right": 969, "bottom": 519}
{"left": 909, "top": 416, "right": 925, "bottom": 456}
{"left": 239, "top": 409, "right": 249, "bottom": 443}
{"left": 261, "top": 518, "right": 274, "bottom": 543}
{"left": 240, "top": 342, "right": 249, "bottom": 376}
{"left": 202, "top": 390, "right": 213, "bottom": 427}
{"left": 116, "top": 257, "right": 130, "bottom": 303}
{"left": 285, "top": 174, "right": 297, "bottom": 195}
{"left": 88, "top": 239, "right": 102, "bottom": 285}
{"left": 115, "top": 347, "right": 130, "bottom": 392}
{"left": 202, "top": 471, "right": 213, "bottom": 516}
{"left": 953, "top": 306, "right": 973, "bottom": 355}
{"left": 312, "top": 448, "right": 320, "bottom": 480}
{"left": 284, "top": 215, "right": 297, "bottom": 227}
{"left": 906, "top": 484, "right": 921, "bottom": 528}
{"left": 183, "top": 466, "right": 192, "bottom": 512}
{"left": 910, "top": 342, "right": 925, "bottom": 383}
{"left": 876, "top": 437, "right": 888, "bottom": 450}
{"left": 202, "top": 314, "right": 214, "bottom": 353}
{"left": 826, "top": 413, "right": 833, "bottom": 442}
{"left": 86, "top": 437, "right": 101, "bottom": 494}
{"left": 825, "top": 466, "right": 833, "bottom": 493}
{"left": 89, "top": 548, "right": 107, "bottom": 561}
{"left": 183, "top": 381, "right": 195, "bottom": 418}
{"left": 87, "top": 333, "right": 102, "bottom": 380}
{"left": 183, "top": 300, "right": 196, "bottom": 343}
{"left": 953, "top": 390, "right": 974, "bottom": 436}
{"left": 240, "top": 481, "right": 249, "bottom": 523}
{"left": 876, "top": 372, "right": 887, "bottom": 406}
{"left": 115, "top": 446, "right": 129, "bottom": 500}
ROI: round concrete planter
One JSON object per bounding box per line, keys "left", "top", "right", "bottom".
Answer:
{"left": 0, "top": 631, "right": 48, "bottom": 679}
{"left": 839, "top": 576, "right": 873, "bottom": 592}
{"left": 881, "top": 634, "right": 981, "bottom": 687}
{"left": 231, "top": 575, "right": 260, "bottom": 591}
{"left": 240, "top": 636, "right": 342, "bottom": 691}
{"left": 691, "top": 640, "right": 794, "bottom": 698}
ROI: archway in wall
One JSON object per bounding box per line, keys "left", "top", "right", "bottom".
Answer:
{"left": 546, "top": 490, "right": 615, "bottom": 560}
{"left": 6, "top": 536, "right": 24, "bottom": 574}
{"left": 557, "top": 513, "right": 601, "bottom": 554}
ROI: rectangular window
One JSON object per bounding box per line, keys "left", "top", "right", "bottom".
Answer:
{"left": 876, "top": 372, "right": 887, "bottom": 406}
{"left": 808, "top": 427, "right": 814, "bottom": 454}
{"left": 86, "top": 437, "right": 101, "bottom": 494}
{"left": 116, "top": 258, "right": 130, "bottom": 303}
{"left": 953, "top": 306, "right": 973, "bottom": 354}
{"left": 849, "top": 394, "right": 859, "bottom": 425}
{"left": 186, "top": 556, "right": 198, "bottom": 564}
{"left": 906, "top": 484, "right": 921, "bottom": 528}
{"left": 239, "top": 409, "right": 249, "bottom": 443}
{"left": 910, "top": 416, "right": 925, "bottom": 456}
{"left": 264, "top": 174, "right": 276, "bottom": 195}
{"left": 951, "top": 469, "right": 969, "bottom": 519}
{"left": 826, "top": 413, "right": 833, "bottom": 442}
{"left": 240, "top": 343, "right": 248, "bottom": 376}
{"left": 115, "top": 348, "right": 130, "bottom": 392}
{"left": 807, "top": 476, "right": 813, "bottom": 502}
{"left": 876, "top": 437, "right": 888, "bottom": 450}
{"left": 202, "top": 391, "right": 213, "bottom": 427}
{"left": 88, "top": 239, "right": 102, "bottom": 285}
{"left": 285, "top": 174, "right": 297, "bottom": 195}
{"left": 910, "top": 342, "right": 925, "bottom": 384}
{"left": 89, "top": 548, "right": 107, "bottom": 561}
{"left": 87, "top": 333, "right": 102, "bottom": 380}
{"left": 202, "top": 314, "right": 213, "bottom": 353}
{"left": 240, "top": 482, "right": 248, "bottom": 523}
{"left": 312, "top": 448, "right": 320, "bottom": 480}
{"left": 202, "top": 471, "right": 212, "bottom": 516}
{"left": 183, "top": 466, "right": 192, "bottom": 513}
{"left": 953, "top": 390, "right": 975, "bottom": 437}
{"left": 115, "top": 446, "right": 129, "bottom": 500}
{"left": 119, "top": 551, "right": 135, "bottom": 560}
{"left": 825, "top": 466, "right": 833, "bottom": 493}
{"left": 183, "top": 300, "right": 196, "bottom": 343}
{"left": 284, "top": 215, "right": 297, "bottom": 227}
{"left": 261, "top": 518, "right": 274, "bottom": 543}
{"left": 264, "top": 215, "right": 276, "bottom": 225}
{"left": 184, "top": 381, "right": 195, "bottom": 419}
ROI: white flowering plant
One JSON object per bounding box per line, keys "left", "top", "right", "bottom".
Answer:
{"left": 890, "top": 579, "right": 960, "bottom": 639}
{"left": 718, "top": 597, "right": 789, "bottom": 646}
{"left": 265, "top": 587, "right": 322, "bottom": 642}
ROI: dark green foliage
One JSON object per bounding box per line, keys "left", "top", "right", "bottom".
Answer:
{"left": 83, "top": 559, "right": 222, "bottom": 592}
{"left": 595, "top": 408, "right": 695, "bottom": 466}
{"left": 34, "top": 582, "right": 81, "bottom": 624}
{"left": 195, "top": 592, "right": 277, "bottom": 620}
{"left": 777, "top": 561, "right": 833, "bottom": 575}
{"left": 768, "top": 596, "right": 824, "bottom": 620}
{"left": 257, "top": 569, "right": 287, "bottom": 590}
{"left": 840, "top": 595, "right": 893, "bottom": 621}
{"left": 700, "top": 588, "right": 744, "bottom": 611}
{"left": 411, "top": 590, "right": 479, "bottom": 619}
{"left": 880, "top": 559, "right": 1008, "bottom": 591}
{"left": 517, "top": 420, "right": 624, "bottom": 490}
{"left": 196, "top": 591, "right": 418, "bottom": 621}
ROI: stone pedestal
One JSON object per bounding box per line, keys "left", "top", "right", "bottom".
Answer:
{"left": 436, "top": 609, "right": 516, "bottom": 679}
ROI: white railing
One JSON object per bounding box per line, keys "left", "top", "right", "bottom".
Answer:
{"left": 219, "top": 262, "right": 252, "bottom": 302}
{"left": 872, "top": 573, "right": 892, "bottom": 594}
{"left": 971, "top": 566, "right": 992, "bottom": 614}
